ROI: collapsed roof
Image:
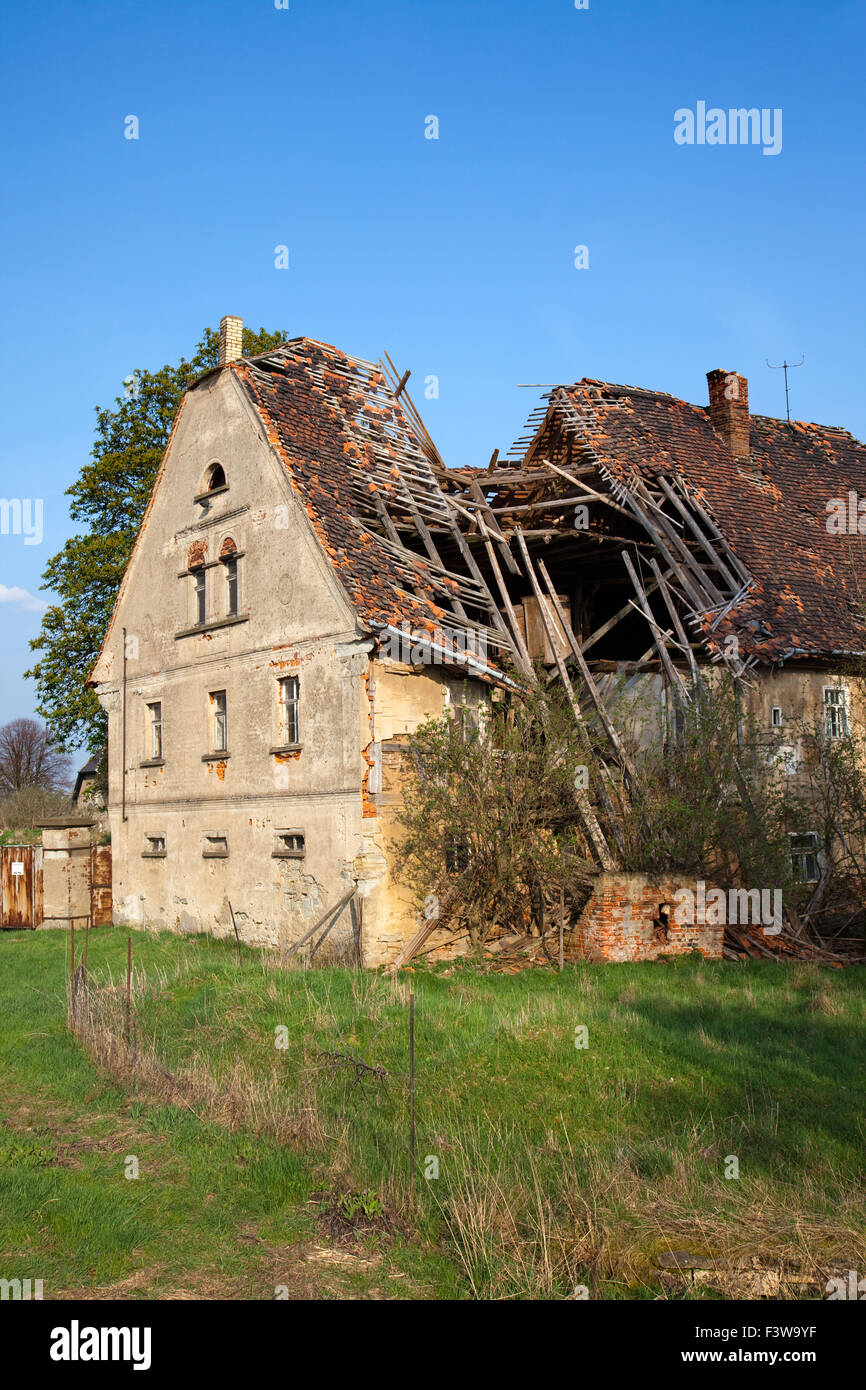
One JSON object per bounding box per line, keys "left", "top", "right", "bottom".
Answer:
{"left": 233, "top": 339, "right": 515, "bottom": 683}
{"left": 230, "top": 339, "right": 866, "bottom": 686}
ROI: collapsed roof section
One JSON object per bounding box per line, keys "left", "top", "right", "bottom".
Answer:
{"left": 450, "top": 376, "right": 866, "bottom": 671}
{"left": 233, "top": 339, "right": 516, "bottom": 685}
{"left": 233, "top": 341, "right": 866, "bottom": 693}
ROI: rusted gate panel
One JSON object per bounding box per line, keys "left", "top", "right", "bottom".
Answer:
{"left": 90, "top": 843, "right": 112, "bottom": 925}
{"left": 1, "top": 845, "right": 38, "bottom": 928}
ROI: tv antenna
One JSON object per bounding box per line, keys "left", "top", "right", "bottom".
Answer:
{"left": 765, "top": 354, "right": 805, "bottom": 423}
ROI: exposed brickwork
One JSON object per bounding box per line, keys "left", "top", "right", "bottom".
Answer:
{"left": 187, "top": 539, "right": 207, "bottom": 569}
{"left": 707, "top": 368, "right": 750, "bottom": 461}
{"left": 574, "top": 872, "right": 723, "bottom": 962}
{"left": 219, "top": 315, "right": 243, "bottom": 366}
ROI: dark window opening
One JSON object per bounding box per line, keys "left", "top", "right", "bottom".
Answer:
{"left": 224, "top": 557, "right": 238, "bottom": 616}
{"left": 206, "top": 463, "right": 226, "bottom": 492}
{"left": 193, "top": 569, "right": 206, "bottom": 625}
{"left": 445, "top": 836, "right": 471, "bottom": 874}
{"left": 790, "top": 832, "right": 820, "bottom": 883}
{"left": 273, "top": 830, "right": 305, "bottom": 858}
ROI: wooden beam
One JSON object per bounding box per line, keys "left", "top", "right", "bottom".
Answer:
{"left": 537, "top": 557, "right": 637, "bottom": 787}
{"left": 648, "top": 558, "right": 701, "bottom": 688}
{"left": 514, "top": 528, "right": 617, "bottom": 870}
{"left": 622, "top": 552, "right": 690, "bottom": 702}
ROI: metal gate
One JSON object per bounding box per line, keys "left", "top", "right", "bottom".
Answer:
{"left": 0, "top": 845, "right": 41, "bottom": 929}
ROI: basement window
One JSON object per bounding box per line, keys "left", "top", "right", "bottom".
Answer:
{"left": 790, "top": 831, "right": 820, "bottom": 883}
{"left": 142, "top": 834, "right": 166, "bottom": 858}
{"left": 823, "top": 686, "right": 850, "bottom": 739}
{"left": 445, "top": 835, "right": 471, "bottom": 874}
{"left": 273, "top": 829, "right": 305, "bottom": 859}
{"left": 771, "top": 706, "right": 782, "bottom": 727}
{"left": 202, "top": 833, "right": 229, "bottom": 859}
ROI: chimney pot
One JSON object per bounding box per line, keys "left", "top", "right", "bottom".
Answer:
{"left": 707, "top": 368, "right": 750, "bottom": 461}
{"left": 219, "top": 315, "right": 244, "bottom": 366}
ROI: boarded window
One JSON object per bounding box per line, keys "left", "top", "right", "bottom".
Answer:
{"left": 202, "top": 833, "right": 228, "bottom": 858}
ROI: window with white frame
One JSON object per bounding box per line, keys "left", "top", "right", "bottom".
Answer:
{"left": 211, "top": 690, "right": 228, "bottom": 753}
{"left": 278, "top": 675, "right": 300, "bottom": 746}
{"left": 790, "top": 831, "right": 820, "bottom": 883}
{"left": 823, "top": 686, "right": 850, "bottom": 739}
{"left": 771, "top": 706, "right": 782, "bottom": 727}
{"left": 146, "top": 701, "right": 163, "bottom": 760}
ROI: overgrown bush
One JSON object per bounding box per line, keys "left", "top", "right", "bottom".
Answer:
{"left": 397, "top": 681, "right": 596, "bottom": 945}
{"left": 0, "top": 784, "right": 72, "bottom": 841}
{"left": 398, "top": 669, "right": 866, "bottom": 947}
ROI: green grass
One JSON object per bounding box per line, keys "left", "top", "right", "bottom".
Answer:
{"left": 1, "top": 926, "right": 864, "bottom": 1299}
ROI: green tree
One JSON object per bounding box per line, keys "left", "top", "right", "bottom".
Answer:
{"left": 26, "top": 325, "right": 288, "bottom": 752}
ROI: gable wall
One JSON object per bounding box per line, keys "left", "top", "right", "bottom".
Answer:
{"left": 92, "top": 371, "right": 378, "bottom": 951}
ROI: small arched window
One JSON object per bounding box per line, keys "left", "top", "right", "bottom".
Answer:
{"left": 206, "top": 462, "right": 227, "bottom": 492}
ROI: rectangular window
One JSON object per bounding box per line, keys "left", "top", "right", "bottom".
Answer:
{"left": 224, "top": 557, "right": 238, "bottom": 616}
{"left": 279, "top": 675, "right": 300, "bottom": 746}
{"left": 273, "top": 829, "right": 305, "bottom": 858}
{"left": 790, "top": 831, "right": 820, "bottom": 883}
{"left": 194, "top": 569, "right": 206, "bottom": 625}
{"left": 143, "top": 834, "right": 166, "bottom": 858}
{"left": 202, "top": 833, "right": 228, "bottom": 858}
{"left": 454, "top": 704, "right": 481, "bottom": 742}
{"left": 771, "top": 706, "right": 782, "bottom": 727}
{"left": 211, "top": 690, "right": 227, "bottom": 752}
{"left": 823, "top": 686, "right": 850, "bottom": 739}
{"left": 147, "top": 701, "right": 163, "bottom": 760}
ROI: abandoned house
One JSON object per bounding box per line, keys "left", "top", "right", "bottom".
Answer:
{"left": 88, "top": 316, "right": 866, "bottom": 965}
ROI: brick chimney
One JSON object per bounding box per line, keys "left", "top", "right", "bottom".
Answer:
{"left": 706, "top": 368, "right": 750, "bottom": 461}
{"left": 219, "top": 315, "right": 243, "bottom": 366}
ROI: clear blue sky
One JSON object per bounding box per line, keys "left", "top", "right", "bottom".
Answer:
{"left": 1, "top": 0, "right": 864, "bottom": 746}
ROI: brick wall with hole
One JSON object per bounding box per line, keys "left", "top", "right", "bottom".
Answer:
{"left": 571, "top": 871, "right": 723, "bottom": 962}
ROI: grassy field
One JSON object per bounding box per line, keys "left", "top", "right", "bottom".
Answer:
{"left": 1, "top": 926, "right": 864, "bottom": 1300}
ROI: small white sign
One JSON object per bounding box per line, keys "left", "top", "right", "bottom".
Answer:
{"left": 11, "top": 861, "right": 24, "bottom": 876}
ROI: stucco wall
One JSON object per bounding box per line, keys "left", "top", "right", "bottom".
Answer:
{"left": 92, "top": 371, "right": 375, "bottom": 955}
